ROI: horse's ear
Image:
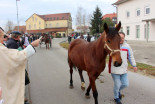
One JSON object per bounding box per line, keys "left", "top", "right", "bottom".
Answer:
{"left": 115, "top": 21, "right": 121, "bottom": 31}
{"left": 104, "top": 23, "right": 109, "bottom": 33}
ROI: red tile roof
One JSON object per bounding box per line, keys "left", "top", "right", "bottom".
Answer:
{"left": 13, "top": 26, "right": 26, "bottom": 33}
{"left": 76, "top": 26, "right": 89, "bottom": 30}
{"left": 102, "top": 13, "right": 117, "bottom": 20}
{"left": 27, "top": 27, "right": 68, "bottom": 33}
{"left": 37, "top": 13, "right": 71, "bottom": 21}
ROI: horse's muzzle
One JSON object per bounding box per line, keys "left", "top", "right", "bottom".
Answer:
{"left": 114, "top": 61, "right": 122, "bottom": 67}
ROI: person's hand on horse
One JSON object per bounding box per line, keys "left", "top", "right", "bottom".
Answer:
{"left": 31, "top": 39, "right": 40, "bottom": 47}
{"left": 133, "top": 67, "right": 138, "bottom": 72}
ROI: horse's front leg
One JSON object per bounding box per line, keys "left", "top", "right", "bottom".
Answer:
{"left": 85, "top": 84, "right": 91, "bottom": 98}
{"left": 89, "top": 74, "right": 100, "bottom": 104}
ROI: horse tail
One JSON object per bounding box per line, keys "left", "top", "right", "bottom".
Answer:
{"left": 67, "top": 56, "right": 77, "bottom": 70}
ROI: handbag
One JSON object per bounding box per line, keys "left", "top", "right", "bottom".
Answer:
{"left": 25, "top": 69, "right": 30, "bottom": 85}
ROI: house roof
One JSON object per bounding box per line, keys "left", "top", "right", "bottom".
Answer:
{"left": 142, "top": 18, "right": 155, "bottom": 22}
{"left": 76, "top": 26, "right": 89, "bottom": 30}
{"left": 38, "top": 13, "right": 71, "bottom": 21}
{"left": 27, "top": 27, "right": 68, "bottom": 33}
{"left": 113, "top": 0, "right": 129, "bottom": 5}
{"left": 26, "top": 13, "right": 71, "bottom": 22}
{"left": 102, "top": 13, "right": 117, "bottom": 20}
{"left": 13, "top": 26, "right": 26, "bottom": 33}
{"left": 0, "top": 27, "right": 4, "bottom": 32}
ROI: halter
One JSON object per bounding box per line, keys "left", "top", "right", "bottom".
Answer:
{"left": 104, "top": 42, "right": 120, "bottom": 56}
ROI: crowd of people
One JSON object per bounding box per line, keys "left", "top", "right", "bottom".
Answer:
{"left": 68, "top": 33, "right": 92, "bottom": 44}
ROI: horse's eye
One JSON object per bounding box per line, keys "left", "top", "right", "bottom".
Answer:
{"left": 107, "top": 40, "right": 110, "bottom": 43}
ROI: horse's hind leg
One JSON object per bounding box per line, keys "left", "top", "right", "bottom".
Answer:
{"left": 48, "top": 43, "right": 50, "bottom": 49}
{"left": 69, "top": 60, "right": 74, "bottom": 89}
{"left": 46, "top": 43, "right": 47, "bottom": 49}
{"left": 78, "top": 69, "right": 85, "bottom": 91}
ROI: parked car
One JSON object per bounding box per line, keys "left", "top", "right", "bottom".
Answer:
{"left": 77, "top": 35, "right": 95, "bottom": 42}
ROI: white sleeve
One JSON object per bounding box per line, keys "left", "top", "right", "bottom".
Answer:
{"left": 128, "top": 45, "right": 136, "bottom": 67}
{"left": 0, "top": 99, "right": 4, "bottom": 104}
{"left": 24, "top": 45, "right": 36, "bottom": 58}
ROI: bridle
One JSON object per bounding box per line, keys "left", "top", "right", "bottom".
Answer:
{"left": 104, "top": 41, "right": 120, "bottom": 56}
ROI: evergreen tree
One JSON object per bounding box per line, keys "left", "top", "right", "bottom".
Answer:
{"left": 90, "top": 6, "right": 102, "bottom": 35}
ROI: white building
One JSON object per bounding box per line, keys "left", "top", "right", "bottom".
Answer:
{"left": 113, "top": 0, "right": 155, "bottom": 42}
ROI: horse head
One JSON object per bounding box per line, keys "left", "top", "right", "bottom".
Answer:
{"left": 104, "top": 22, "right": 122, "bottom": 67}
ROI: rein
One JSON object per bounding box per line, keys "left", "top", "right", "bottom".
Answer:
{"left": 104, "top": 42, "right": 120, "bottom": 56}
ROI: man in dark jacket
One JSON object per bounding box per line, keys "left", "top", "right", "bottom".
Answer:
{"left": 6, "top": 31, "right": 22, "bottom": 49}
{"left": 87, "top": 33, "right": 91, "bottom": 42}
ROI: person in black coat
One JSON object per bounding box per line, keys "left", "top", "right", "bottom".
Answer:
{"left": 68, "top": 34, "right": 72, "bottom": 44}
{"left": 6, "top": 31, "right": 22, "bottom": 49}
{"left": 87, "top": 33, "right": 91, "bottom": 42}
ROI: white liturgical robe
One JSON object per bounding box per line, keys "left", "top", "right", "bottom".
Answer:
{"left": 0, "top": 43, "right": 35, "bottom": 104}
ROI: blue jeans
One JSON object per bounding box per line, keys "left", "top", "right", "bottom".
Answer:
{"left": 111, "top": 73, "right": 129, "bottom": 99}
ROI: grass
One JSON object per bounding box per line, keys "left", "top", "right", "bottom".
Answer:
{"left": 59, "top": 42, "right": 69, "bottom": 49}
{"left": 60, "top": 42, "right": 155, "bottom": 77}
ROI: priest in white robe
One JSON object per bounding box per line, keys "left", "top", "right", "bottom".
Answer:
{"left": 0, "top": 30, "right": 40, "bottom": 104}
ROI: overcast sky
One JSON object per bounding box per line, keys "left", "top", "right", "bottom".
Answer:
{"left": 0, "top": 0, "right": 117, "bottom": 30}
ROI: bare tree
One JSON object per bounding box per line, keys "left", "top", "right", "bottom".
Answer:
{"left": 5, "top": 20, "right": 15, "bottom": 33}
{"left": 76, "top": 7, "right": 88, "bottom": 34}
{"left": 87, "top": 14, "right": 92, "bottom": 27}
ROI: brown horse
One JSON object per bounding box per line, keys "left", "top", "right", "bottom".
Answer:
{"left": 68, "top": 22, "right": 122, "bottom": 104}
{"left": 40, "top": 33, "right": 51, "bottom": 49}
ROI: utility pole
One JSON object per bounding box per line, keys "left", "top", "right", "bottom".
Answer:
{"left": 16, "top": 0, "right": 19, "bottom": 32}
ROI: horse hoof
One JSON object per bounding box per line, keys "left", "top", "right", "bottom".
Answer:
{"left": 81, "top": 86, "right": 85, "bottom": 91}
{"left": 85, "top": 95, "right": 91, "bottom": 99}
{"left": 69, "top": 85, "right": 74, "bottom": 89}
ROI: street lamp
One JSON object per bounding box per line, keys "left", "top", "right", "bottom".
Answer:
{"left": 16, "top": 0, "right": 20, "bottom": 32}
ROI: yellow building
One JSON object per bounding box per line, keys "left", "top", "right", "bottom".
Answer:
{"left": 26, "top": 13, "right": 72, "bottom": 37}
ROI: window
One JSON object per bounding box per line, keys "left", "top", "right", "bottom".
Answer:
{"left": 57, "top": 17, "right": 59, "bottom": 20}
{"left": 49, "top": 24, "right": 52, "bottom": 27}
{"left": 32, "top": 16, "right": 34, "bottom": 21}
{"left": 120, "top": 27, "right": 123, "bottom": 32}
{"left": 56, "top": 23, "right": 59, "bottom": 27}
{"left": 29, "top": 25, "right": 31, "bottom": 29}
{"left": 35, "top": 18, "right": 37, "bottom": 22}
{"left": 126, "top": 26, "right": 130, "bottom": 35}
{"left": 136, "top": 25, "right": 140, "bottom": 38}
{"left": 46, "top": 24, "right": 48, "bottom": 28}
{"left": 62, "top": 17, "right": 64, "bottom": 20}
{"left": 144, "top": 24, "right": 149, "bottom": 39}
{"left": 136, "top": 9, "right": 140, "bottom": 16}
{"left": 50, "top": 17, "right": 52, "bottom": 20}
{"left": 39, "top": 21, "right": 41, "bottom": 25}
{"left": 34, "top": 24, "right": 36, "bottom": 29}
{"left": 145, "top": 7, "right": 150, "bottom": 15}
{"left": 127, "top": 11, "right": 130, "bottom": 18}
{"left": 112, "top": 17, "right": 117, "bottom": 22}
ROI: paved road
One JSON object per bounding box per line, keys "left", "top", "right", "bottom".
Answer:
{"left": 127, "top": 40, "right": 155, "bottom": 66}
{"left": 27, "top": 38, "right": 155, "bottom": 104}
